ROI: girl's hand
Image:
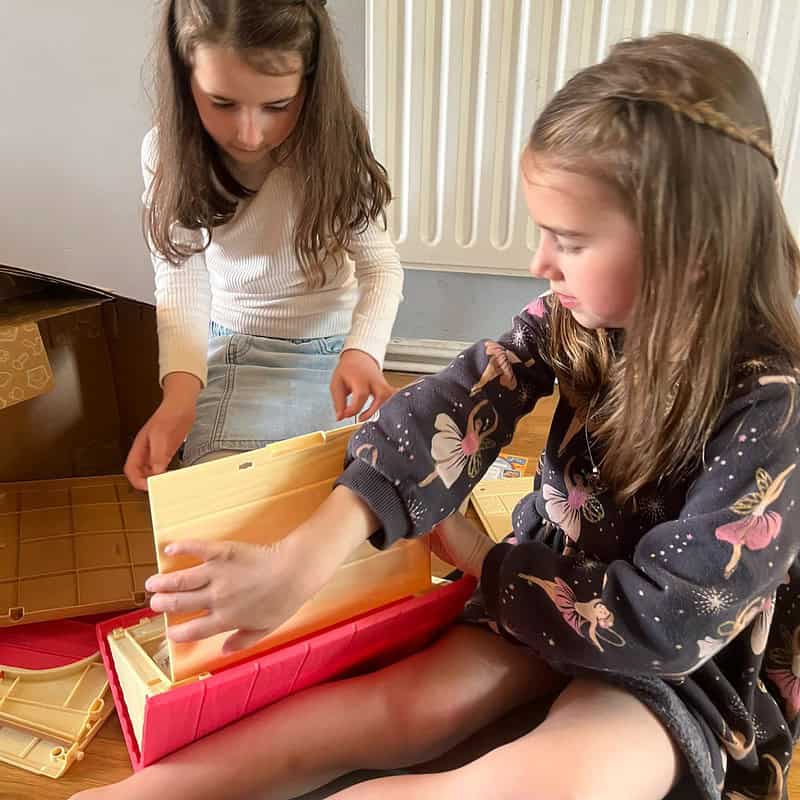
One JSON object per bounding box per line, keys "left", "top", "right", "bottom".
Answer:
{"left": 146, "top": 537, "right": 318, "bottom": 653}
{"left": 145, "top": 485, "right": 378, "bottom": 652}
{"left": 429, "top": 512, "right": 494, "bottom": 578}
{"left": 330, "top": 349, "right": 395, "bottom": 422}
{"left": 124, "top": 372, "right": 201, "bottom": 490}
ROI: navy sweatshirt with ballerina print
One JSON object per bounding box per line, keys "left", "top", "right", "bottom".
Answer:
{"left": 337, "top": 294, "right": 800, "bottom": 800}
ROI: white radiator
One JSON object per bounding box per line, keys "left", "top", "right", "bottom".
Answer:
{"left": 366, "top": 0, "right": 800, "bottom": 277}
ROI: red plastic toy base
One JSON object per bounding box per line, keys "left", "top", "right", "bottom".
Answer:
{"left": 97, "top": 577, "right": 476, "bottom": 770}
{"left": 0, "top": 613, "right": 120, "bottom": 669}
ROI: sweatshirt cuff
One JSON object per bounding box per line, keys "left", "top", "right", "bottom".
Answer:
{"left": 480, "top": 542, "right": 513, "bottom": 622}
{"left": 158, "top": 347, "right": 208, "bottom": 388}
{"left": 335, "top": 459, "right": 411, "bottom": 549}
{"left": 342, "top": 335, "right": 390, "bottom": 370}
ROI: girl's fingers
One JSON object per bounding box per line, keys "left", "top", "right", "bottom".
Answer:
{"left": 161, "top": 539, "right": 235, "bottom": 563}
{"left": 330, "top": 374, "right": 348, "bottom": 420}
{"left": 124, "top": 432, "right": 151, "bottom": 490}
{"left": 167, "top": 612, "right": 225, "bottom": 643}
{"left": 357, "top": 398, "right": 379, "bottom": 421}
{"left": 222, "top": 628, "right": 271, "bottom": 653}
{"left": 343, "top": 389, "right": 369, "bottom": 418}
{"left": 145, "top": 562, "right": 211, "bottom": 594}
{"left": 358, "top": 382, "right": 396, "bottom": 421}
{"left": 149, "top": 587, "right": 211, "bottom": 615}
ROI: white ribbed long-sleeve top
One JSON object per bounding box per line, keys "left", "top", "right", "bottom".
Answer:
{"left": 142, "top": 129, "right": 404, "bottom": 386}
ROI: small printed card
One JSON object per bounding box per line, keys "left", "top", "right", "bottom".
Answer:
{"left": 483, "top": 453, "right": 529, "bottom": 480}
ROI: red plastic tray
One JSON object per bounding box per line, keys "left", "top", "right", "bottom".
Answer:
{"left": 97, "top": 577, "right": 476, "bottom": 770}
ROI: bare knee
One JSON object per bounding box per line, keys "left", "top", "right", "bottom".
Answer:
{"left": 377, "top": 626, "right": 541, "bottom": 767}
{"left": 379, "top": 661, "right": 473, "bottom": 765}
{"left": 454, "top": 677, "right": 682, "bottom": 800}
{"left": 452, "top": 730, "right": 603, "bottom": 800}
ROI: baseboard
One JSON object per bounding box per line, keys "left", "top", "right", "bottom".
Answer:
{"left": 384, "top": 337, "right": 471, "bottom": 374}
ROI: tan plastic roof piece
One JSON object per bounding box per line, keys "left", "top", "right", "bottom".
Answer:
{"left": 0, "top": 475, "right": 157, "bottom": 626}
{"left": 470, "top": 476, "right": 533, "bottom": 542}
{"left": 147, "top": 426, "right": 432, "bottom": 682}
{"left": 0, "top": 653, "right": 113, "bottom": 778}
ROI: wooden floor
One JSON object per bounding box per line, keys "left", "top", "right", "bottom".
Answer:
{"left": 1, "top": 377, "right": 796, "bottom": 799}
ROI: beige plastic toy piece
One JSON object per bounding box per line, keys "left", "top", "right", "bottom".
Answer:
{"left": 470, "top": 476, "right": 533, "bottom": 542}
{"left": 147, "top": 426, "right": 432, "bottom": 682}
{"left": 107, "top": 615, "right": 200, "bottom": 749}
{"left": 0, "top": 654, "right": 113, "bottom": 778}
{"left": 0, "top": 475, "right": 157, "bottom": 626}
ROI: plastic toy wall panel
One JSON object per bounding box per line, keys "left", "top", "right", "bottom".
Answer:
{"left": 147, "top": 427, "right": 432, "bottom": 681}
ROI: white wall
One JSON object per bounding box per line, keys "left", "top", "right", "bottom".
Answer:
{"left": 0, "top": 1, "right": 156, "bottom": 300}
{"left": 0, "top": 1, "right": 381, "bottom": 308}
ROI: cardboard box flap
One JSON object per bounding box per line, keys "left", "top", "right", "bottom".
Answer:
{"left": 0, "top": 267, "right": 113, "bottom": 410}
{"left": 0, "top": 265, "right": 112, "bottom": 326}
{"left": 0, "top": 321, "right": 53, "bottom": 410}
{"left": 0, "top": 271, "right": 46, "bottom": 302}
{"left": 0, "top": 287, "right": 107, "bottom": 328}
{"left": 0, "top": 278, "right": 161, "bottom": 478}
{"left": 0, "top": 264, "right": 113, "bottom": 304}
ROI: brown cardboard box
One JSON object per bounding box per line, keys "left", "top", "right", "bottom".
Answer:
{"left": 0, "top": 265, "right": 162, "bottom": 626}
{"left": 0, "top": 266, "right": 161, "bottom": 482}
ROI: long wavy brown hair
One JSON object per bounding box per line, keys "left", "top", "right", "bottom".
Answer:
{"left": 146, "top": 0, "right": 391, "bottom": 286}
{"left": 528, "top": 33, "right": 800, "bottom": 501}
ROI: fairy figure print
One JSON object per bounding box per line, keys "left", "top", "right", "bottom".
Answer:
{"left": 355, "top": 443, "right": 379, "bottom": 467}
{"left": 517, "top": 573, "right": 626, "bottom": 652}
{"left": 748, "top": 593, "right": 776, "bottom": 655}
{"left": 765, "top": 624, "right": 800, "bottom": 722}
{"left": 652, "top": 596, "right": 779, "bottom": 683}
{"left": 758, "top": 374, "right": 797, "bottom": 387}
{"left": 542, "top": 457, "right": 605, "bottom": 553}
{"left": 525, "top": 296, "right": 547, "bottom": 318}
{"left": 469, "top": 341, "right": 535, "bottom": 396}
{"left": 419, "top": 400, "right": 499, "bottom": 488}
{"left": 718, "top": 721, "right": 756, "bottom": 762}
{"left": 714, "top": 464, "right": 795, "bottom": 579}
{"left": 717, "top": 595, "right": 775, "bottom": 647}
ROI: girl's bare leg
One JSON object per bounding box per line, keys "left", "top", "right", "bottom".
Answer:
{"left": 69, "top": 626, "right": 564, "bottom": 800}
{"left": 332, "top": 677, "right": 684, "bottom": 800}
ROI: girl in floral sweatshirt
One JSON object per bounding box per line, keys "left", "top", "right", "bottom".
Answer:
{"left": 86, "top": 32, "right": 800, "bottom": 800}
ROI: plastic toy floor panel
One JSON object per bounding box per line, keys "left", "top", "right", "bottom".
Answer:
{"left": 0, "top": 476, "right": 156, "bottom": 626}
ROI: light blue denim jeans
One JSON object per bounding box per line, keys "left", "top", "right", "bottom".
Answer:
{"left": 181, "top": 322, "right": 350, "bottom": 465}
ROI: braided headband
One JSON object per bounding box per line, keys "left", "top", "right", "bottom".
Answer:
{"left": 611, "top": 91, "right": 778, "bottom": 176}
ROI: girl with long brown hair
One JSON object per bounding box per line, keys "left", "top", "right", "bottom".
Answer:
{"left": 124, "top": 0, "right": 402, "bottom": 489}
{"left": 81, "top": 32, "right": 799, "bottom": 800}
